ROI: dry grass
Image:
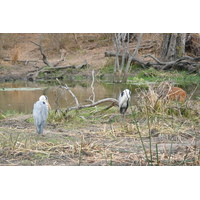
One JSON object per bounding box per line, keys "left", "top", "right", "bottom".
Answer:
{"left": 130, "top": 83, "right": 200, "bottom": 165}
{"left": 0, "top": 89, "right": 199, "bottom": 166}
{"left": 0, "top": 78, "right": 199, "bottom": 166}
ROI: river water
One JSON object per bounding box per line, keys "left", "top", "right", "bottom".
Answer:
{"left": 0, "top": 80, "right": 137, "bottom": 114}
{"left": 0, "top": 80, "right": 199, "bottom": 114}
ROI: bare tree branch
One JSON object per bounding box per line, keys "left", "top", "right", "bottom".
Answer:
{"left": 105, "top": 51, "right": 200, "bottom": 72}
{"left": 132, "top": 33, "right": 143, "bottom": 57}
{"left": 105, "top": 51, "right": 146, "bottom": 68}
{"left": 89, "top": 70, "right": 95, "bottom": 104}
{"left": 56, "top": 78, "right": 118, "bottom": 113}
{"left": 56, "top": 78, "right": 79, "bottom": 107}
{"left": 144, "top": 54, "right": 200, "bottom": 71}
{"left": 122, "top": 33, "right": 143, "bottom": 82}
{"left": 30, "top": 40, "right": 54, "bottom": 68}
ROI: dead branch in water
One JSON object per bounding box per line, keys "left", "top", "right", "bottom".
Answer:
{"left": 56, "top": 77, "right": 119, "bottom": 113}
{"left": 56, "top": 78, "right": 79, "bottom": 107}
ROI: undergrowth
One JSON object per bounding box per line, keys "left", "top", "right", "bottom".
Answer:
{"left": 0, "top": 110, "right": 25, "bottom": 119}
{"left": 130, "top": 67, "right": 200, "bottom": 85}
{"left": 0, "top": 83, "right": 199, "bottom": 165}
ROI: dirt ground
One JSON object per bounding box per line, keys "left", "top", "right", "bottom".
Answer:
{"left": 0, "top": 33, "right": 113, "bottom": 81}
{"left": 0, "top": 109, "right": 199, "bottom": 166}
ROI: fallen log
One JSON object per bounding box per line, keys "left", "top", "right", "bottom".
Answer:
{"left": 3, "top": 58, "right": 38, "bottom": 65}
{"left": 105, "top": 51, "right": 200, "bottom": 72}
{"left": 144, "top": 54, "right": 200, "bottom": 71}
{"left": 105, "top": 51, "right": 147, "bottom": 68}
{"left": 26, "top": 62, "right": 88, "bottom": 81}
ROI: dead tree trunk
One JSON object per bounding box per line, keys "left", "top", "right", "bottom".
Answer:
{"left": 160, "top": 33, "right": 186, "bottom": 62}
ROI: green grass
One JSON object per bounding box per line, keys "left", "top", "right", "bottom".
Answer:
{"left": 100, "top": 62, "right": 200, "bottom": 85}
{"left": 0, "top": 110, "right": 25, "bottom": 119}
{"left": 100, "top": 65, "right": 113, "bottom": 74}
{"left": 128, "top": 67, "right": 200, "bottom": 85}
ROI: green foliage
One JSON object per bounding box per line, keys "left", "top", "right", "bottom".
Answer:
{"left": 167, "top": 106, "right": 191, "bottom": 117}
{"left": 48, "top": 110, "right": 67, "bottom": 123}
{"left": 137, "top": 67, "right": 161, "bottom": 78}
{"left": 127, "top": 77, "right": 148, "bottom": 86}
{"left": 103, "top": 66, "right": 114, "bottom": 74}
{"left": 0, "top": 110, "right": 24, "bottom": 119}
{"left": 129, "top": 64, "right": 145, "bottom": 72}
{"left": 100, "top": 59, "right": 114, "bottom": 74}
{"left": 135, "top": 68, "right": 200, "bottom": 85}
{"left": 73, "top": 75, "right": 84, "bottom": 81}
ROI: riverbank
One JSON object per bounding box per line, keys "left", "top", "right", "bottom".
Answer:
{"left": 0, "top": 33, "right": 113, "bottom": 82}
{"left": 0, "top": 84, "right": 200, "bottom": 166}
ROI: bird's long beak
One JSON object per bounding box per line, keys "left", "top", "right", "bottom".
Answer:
{"left": 47, "top": 101, "right": 51, "bottom": 109}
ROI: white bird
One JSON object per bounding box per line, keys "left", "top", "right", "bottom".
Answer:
{"left": 118, "top": 89, "right": 131, "bottom": 115}
{"left": 33, "top": 95, "right": 51, "bottom": 134}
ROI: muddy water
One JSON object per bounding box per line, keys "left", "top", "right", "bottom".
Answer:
{"left": 0, "top": 81, "right": 137, "bottom": 114}
{"left": 0, "top": 81, "right": 199, "bottom": 114}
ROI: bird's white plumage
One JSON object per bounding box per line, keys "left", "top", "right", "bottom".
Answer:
{"left": 118, "top": 89, "right": 131, "bottom": 115}
{"left": 39, "top": 95, "right": 47, "bottom": 102}
{"left": 39, "top": 95, "right": 51, "bottom": 110}
{"left": 33, "top": 95, "right": 49, "bottom": 134}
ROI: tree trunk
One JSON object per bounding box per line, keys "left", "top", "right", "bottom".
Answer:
{"left": 176, "top": 33, "right": 186, "bottom": 58}
{"left": 113, "top": 51, "right": 121, "bottom": 83}
{"left": 160, "top": 33, "right": 186, "bottom": 62}
{"left": 122, "top": 33, "right": 143, "bottom": 83}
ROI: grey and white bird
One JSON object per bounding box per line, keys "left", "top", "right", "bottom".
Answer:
{"left": 118, "top": 89, "right": 131, "bottom": 115}
{"left": 33, "top": 95, "right": 51, "bottom": 134}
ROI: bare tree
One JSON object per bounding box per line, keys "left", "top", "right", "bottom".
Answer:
{"left": 112, "top": 33, "right": 143, "bottom": 83}
{"left": 106, "top": 33, "right": 200, "bottom": 73}
{"left": 122, "top": 33, "right": 143, "bottom": 82}
{"left": 112, "top": 33, "right": 127, "bottom": 83}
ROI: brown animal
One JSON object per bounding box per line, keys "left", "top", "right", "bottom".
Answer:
{"left": 161, "top": 82, "right": 187, "bottom": 102}
{"left": 165, "top": 87, "right": 187, "bottom": 102}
